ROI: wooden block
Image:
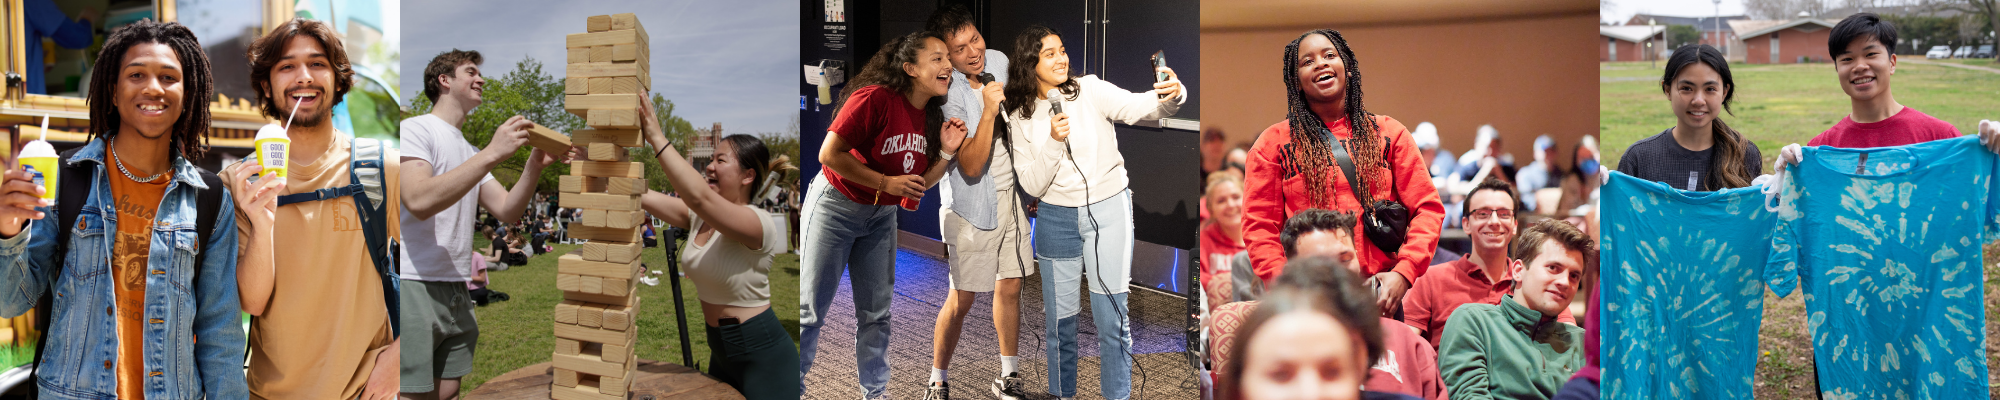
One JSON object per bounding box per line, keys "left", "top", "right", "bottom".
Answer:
{"left": 554, "top": 300, "right": 582, "bottom": 324}
{"left": 564, "top": 289, "right": 633, "bottom": 305}
{"left": 577, "top": 303, "right": 603, "bottom": 327}
{"left": 559, "top": 175, "right": 606, "bottom": 194}
{"left": 581, "top": 241, "right": 644, "bottom": 263}
{"left": 553, "top": 368, "right": 579, "bottom": 387}
{"left": 602, "top": 342, "right": 629, "bottom": 364}
{"left": 560, "top": 192, "right": 640, "bottom": 211}
{"left": 554, "top": 321, "right": 639, "bottom": 346}
{"left": 567, "top": 30, "right": 639, "bottom": 48}
{"left": 555, "top": 337, "right": 581, "bottom": 356}
{"left": 553, "top": 351, "right": 629, "bottom": 378}
{"left": 569, "top": 161, "right": 644, "bottom": 178}
{"left": 565, "top": 223, "right": 643, "bottom": 244}
{"left": 566, "top": 62, "right": 643, "bottom": 79}
{"left": 589, "top": 45, "right": 612, "bottom": 63}
{"left": 603, "top": 278, "right": 629, "bottom": 297}
{"left": 556, "top": 273, "right": 581, "bottom": 292}
{"left": 587, "top": 143, "right": 623, "bottom": 161}
{"left": 610, "top": 13, "right": 640, "bottom": 30}
{"left": 551, "top": 381, "right": 621, "bottom": 400}
{"left": 527, "top": 124, "right": 573, "bottom": 156}
{"left": 585, "top": 77, "right": 610, "bottom": 94}
{"left": 579, "top": 209, "right": 606, "bottom": 226}
{"left": 611, "top": 44, "right": 641, "bottom": 62}
{"left": 605, "top": 177, "right": 646, "bottom": 195}
{"left": 565, "top": 77, "right": 588, "bottom": 95}
{"left": 558, "top": 253, "right": 641, "bottom": 278}
{"left": 602, "top": 297, "right": 638, "bottom": 330}
{"left": 579, "top": 276, "right": 604, "bottom": 296}
{"left": 586, "top": 15, "right": 612, "bottom": 32}
{"left": 599, "top": 357, "right": 637, "bottom": 397}
{"left": 565, "top": 94, "right": 641, "bottom": 113}
{"left": 609, "top": 76, "right": 642, "bottom": 94}
{"left": 587, "top": 109, "right": 639, "bottom": 129}
{"left": 564, "top": 64, "right": 650, "bottom": 89}
{"left": 570, "top": 129, "right": 644, "bottom": 147}
{"left": 567, "top": 47, "right": 590, "bottom": 64}
{"left": 605, "top": 210, "right": 644, "bottom": 229}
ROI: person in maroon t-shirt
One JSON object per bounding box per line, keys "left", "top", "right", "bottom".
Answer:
{"left": 798, "top": 31, "right": 968, "bottom": 398}
{"left": 1776, "top": 13, "right": 2000, "bottom": 167}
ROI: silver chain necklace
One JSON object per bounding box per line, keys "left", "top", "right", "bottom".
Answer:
{"left": 110, "top": 138, "right": 167, "bottom": 183}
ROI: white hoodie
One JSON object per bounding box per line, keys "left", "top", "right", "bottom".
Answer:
{"left": 1005, "top": 75, "right": 1184, "bottom": 208}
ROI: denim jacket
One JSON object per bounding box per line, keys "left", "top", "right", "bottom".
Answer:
{"left": 0, "top": 139, "right": 247, "bottom": 399}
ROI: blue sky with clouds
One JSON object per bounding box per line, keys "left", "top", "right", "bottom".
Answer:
{"left": 400, "top": 0, "right": 798, "bottom": 136}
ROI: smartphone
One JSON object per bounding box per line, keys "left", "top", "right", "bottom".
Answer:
{"left": 1151, "top": 51, "right": 1168, "bottom": 99}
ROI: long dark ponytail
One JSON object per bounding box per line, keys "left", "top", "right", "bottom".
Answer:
{"left": 1661, "top": 44, "right": 1751, "bottom": 190}
{"left": 835, "top": 31, "right": 948, "bottom": 161}
{"left": 1282, "top": 29, "right": 1385, "bottom": 208}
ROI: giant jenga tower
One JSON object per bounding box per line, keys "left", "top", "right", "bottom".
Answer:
{"left": 535, "top": 12, "right": 651, "bottom": 400}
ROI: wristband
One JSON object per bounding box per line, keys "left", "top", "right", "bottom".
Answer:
{"left": 941, "top": 151, "right": 956, "bottom": 161}
{"left": 655, "top": 143, "right": 670, "bottom": 160}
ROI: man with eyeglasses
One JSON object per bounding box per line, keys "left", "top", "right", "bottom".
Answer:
{"left": 1401, "top": 178, "right": 1573, "bottom": 347}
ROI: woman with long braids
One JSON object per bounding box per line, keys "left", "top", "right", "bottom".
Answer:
{"left": 1001, "top": 25, "right": 1185, "bottom": 400}
{"left": 1614, "top": 44, "right": 1762, "bottom": 191}
{"left": 798, "top": 30, "right": 966, "bottom": 399}
{"left": 1241, "top": 29, "right": 1445, "bottom": 318}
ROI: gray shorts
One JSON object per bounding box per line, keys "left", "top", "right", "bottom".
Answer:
{"left": 942, "top": 194, "right": 1035, "bottom": 293}
{"left": 399, "top": 279, "right": 479, "bottom": 393}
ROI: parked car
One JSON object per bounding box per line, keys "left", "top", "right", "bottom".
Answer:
{"left": 1927, "top": 45, "right": 1954, "bottom": 59}
{"left": 1975, "top": 45, "right": 1995, "bottom": 58}
{"left": 1954, "top": 46, "right": 1973, "bottom": 58}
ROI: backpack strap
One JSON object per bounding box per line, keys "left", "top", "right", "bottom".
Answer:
{"left": 349, "top": 138, "right": 399, "bottom": 338}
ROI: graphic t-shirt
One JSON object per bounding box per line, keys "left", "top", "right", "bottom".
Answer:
{"left": 1770, "top": 135, "right": 1992, "bottom": 399}
{"left": 109, "top": 161, "right": 171, "bottom": 400}
{"left": 824, "top": 84, "right": 931, "bottom": 206}
{"left": 1600, "top": 171, "right": 1775, "bottom": 399}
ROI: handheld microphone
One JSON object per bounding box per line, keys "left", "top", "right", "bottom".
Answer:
{"left": 977, "top": 72, "right": 996, "bottom": 85}
{"left": 1046, "top": 88, "right": 1063, "bottom": 116}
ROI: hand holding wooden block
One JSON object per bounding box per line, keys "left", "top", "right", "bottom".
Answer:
{"left": 527, "top": 123, "right": 573, "bottom": 157}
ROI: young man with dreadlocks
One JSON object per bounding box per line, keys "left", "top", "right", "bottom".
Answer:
{"left": 225, "top": 18, "right": 402, "bottom": 399}
{"left": 1000, "top": 25, "right": 1184, "bottom": 400}
{"left": 0, "top": 20, "right": 272, "bottom": 399}
{"left": 1241, "top": 29, "right": 1445, "bottom": 320}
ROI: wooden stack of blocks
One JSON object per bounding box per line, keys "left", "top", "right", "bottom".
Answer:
{"left": 542, "top": 12, "right": 651, "bottom": 400}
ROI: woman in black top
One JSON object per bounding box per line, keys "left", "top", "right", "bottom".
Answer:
{"left": 1615, "top": 44, "right": 1761, "bottom": 191}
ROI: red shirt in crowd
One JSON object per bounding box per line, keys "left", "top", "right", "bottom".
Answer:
{"left": 1370, "top": 318, "right": 1444, "bottom": 400}
{"left": 824, "top": 84, "right": 932, "bottom": 205}
{"left": 1200, "top": 222, "right": 1245, "bottom": 288}
{"left": 1242, "top": 115, "right": 1445, "bottom": 284}
{"left": 1400, "top": 258, "right": 1574, "bottom": 346}
{"left": 1806, "top": 106, "right": 1960, "bottom": 148}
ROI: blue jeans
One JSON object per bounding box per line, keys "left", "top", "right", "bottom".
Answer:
{"left": 797, "top": 178, "right": 899, "bottom": 398}
{"left": 1035, "top": 190, "right": 1134, "bottom": 399}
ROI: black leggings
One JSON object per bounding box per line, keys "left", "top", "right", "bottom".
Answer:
{"left": 704, "top": 308, "right": 800, "bottom": 399}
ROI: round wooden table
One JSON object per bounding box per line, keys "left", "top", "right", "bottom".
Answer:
{"left": 466, "top": 359, "right": 743, "bottom": 400}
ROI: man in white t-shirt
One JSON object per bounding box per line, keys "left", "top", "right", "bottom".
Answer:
{"left": 397, "top": 49, "right": 562, "bottom": 400}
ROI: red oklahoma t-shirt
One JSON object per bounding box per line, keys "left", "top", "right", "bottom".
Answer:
{"left": 825, "top": 85, "right": 931, "bottom": 205}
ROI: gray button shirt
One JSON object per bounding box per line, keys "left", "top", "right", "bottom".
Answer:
{"left": 941, "top": 49, "right": 1011, "bottom": 229}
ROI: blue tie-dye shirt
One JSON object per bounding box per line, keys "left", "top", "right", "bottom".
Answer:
{"left": 1769, "top": 135, "right": 1993, "bottom": 400}
{"left": 1601, "top": 171, "right": 1777, "bottom": 399}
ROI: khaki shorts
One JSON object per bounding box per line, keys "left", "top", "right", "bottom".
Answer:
{"left": 942, "top": 194, "right": 1035, "bottom": 293}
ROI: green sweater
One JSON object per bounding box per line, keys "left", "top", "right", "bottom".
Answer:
{"left": 1436, "top": 294, "right": 1584, "bottom": 400}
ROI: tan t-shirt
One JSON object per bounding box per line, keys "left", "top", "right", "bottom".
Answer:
{"left": 227, "top": 134, "right": 400, "bottom": 399}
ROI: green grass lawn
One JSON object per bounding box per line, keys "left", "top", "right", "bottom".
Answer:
{"left": 458, "top": 234, "right": 801, "bottom": 392}
{"left": 1600, "top": 60, "right": 2000, "bottom": 172}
